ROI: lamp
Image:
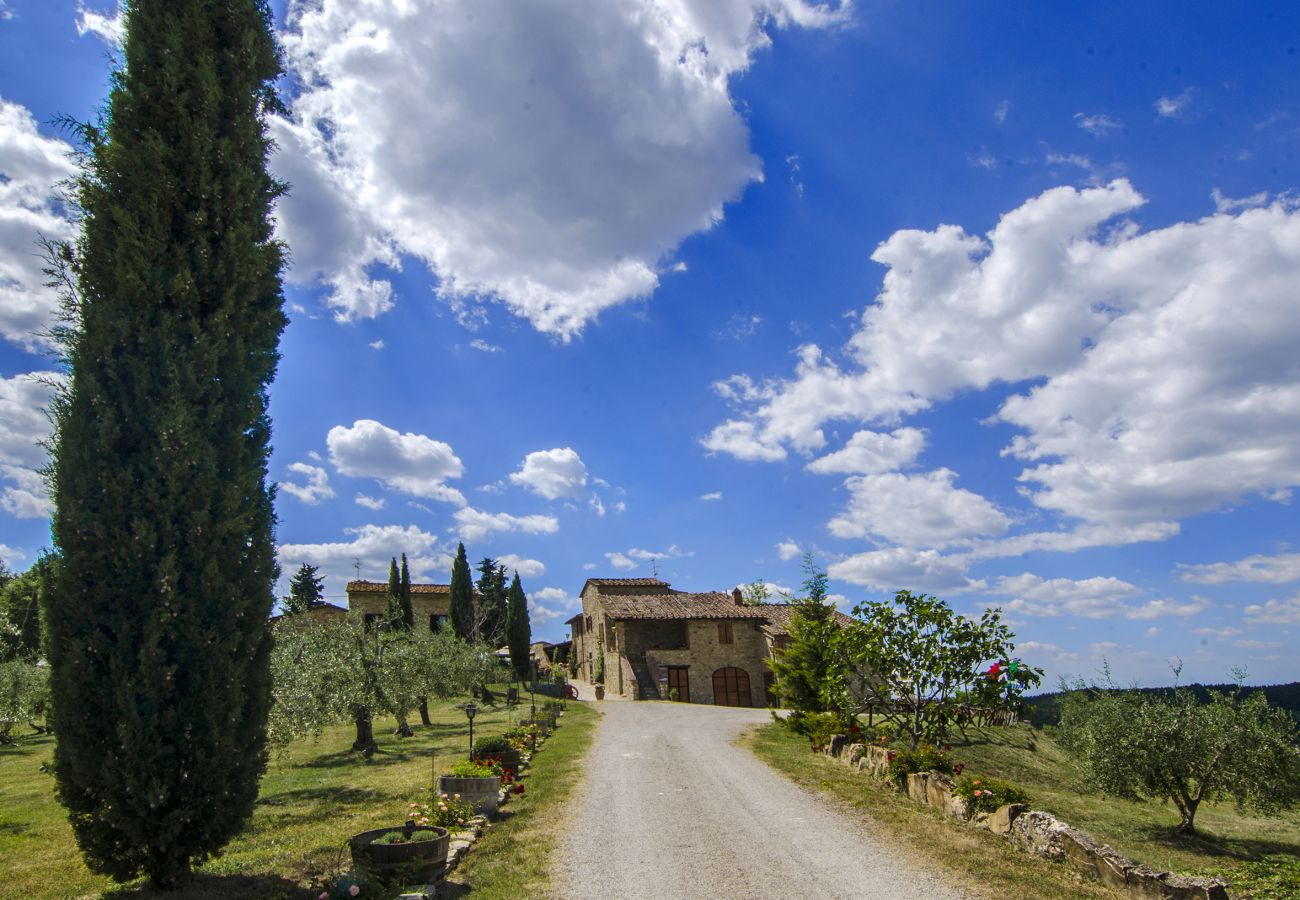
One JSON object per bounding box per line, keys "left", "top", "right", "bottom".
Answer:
{"left": 465, "top": 702, "right": 477, "bottom": 757}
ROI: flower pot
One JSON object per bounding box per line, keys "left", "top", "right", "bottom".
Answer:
{"left": 349, "top": 825, "right": 450, "bottom": 882}
{"left": 489, "top": 748, "right": 522, "bottom": 772}
{"left": 594, "top": 684, "right": 605, "bottom": 700}
{"left": 438, "top": 774, "right": 500, "bottom": 815}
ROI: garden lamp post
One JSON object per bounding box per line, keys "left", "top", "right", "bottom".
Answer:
{"left": 465, "top": 702, "right": 477, "bottom": 758}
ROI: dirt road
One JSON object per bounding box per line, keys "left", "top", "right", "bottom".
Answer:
{"left": 555, "top": 701, "right": 968, "bottom": 899}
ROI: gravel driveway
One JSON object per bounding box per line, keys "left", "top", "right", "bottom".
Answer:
{"left": 554, "top": 701, "right": 968, "bottom": 899}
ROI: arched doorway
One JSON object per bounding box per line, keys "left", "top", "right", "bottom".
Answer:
{"left": 712, "top": 667, "right": 752, "bottom": 707}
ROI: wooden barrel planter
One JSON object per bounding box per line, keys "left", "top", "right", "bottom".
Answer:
{"left": 349, "top": 825, "right": 450, "bottom": 882}
{"left": 475, "top": 747, "right": 522, "bottom": 773}
{"left": 438, "top": 774, "right": 499, "bottom": 815}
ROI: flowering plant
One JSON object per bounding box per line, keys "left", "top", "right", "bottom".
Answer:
{"left": 449, "top": 759, "right": 497, "bottom": 778}
{"left": 954, "top": 775, "right": 1031, "bottom": 814}
{"left": 886, "top": 743, "right": 954, "bottom": 781}
{"left": 472, "top": 753, "right": 518, "bottom": 784}
{"left": 410, "top": 793, "right": 477, "bottom": 830}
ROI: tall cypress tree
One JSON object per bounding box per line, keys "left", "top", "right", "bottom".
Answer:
{"left": 385, "top": 557, "right": 402, "bottom": 626}
{"left": 505, "top": 572, "right": 532, "bottom": 680}
{"left": 43, "top": 0, "right": 285, "bottom": 886}
{"left": 398, "top": 553, "right": 414, "bottom": 630}
{"left": 449, "top": 542, "right": 474, "bottom": 641}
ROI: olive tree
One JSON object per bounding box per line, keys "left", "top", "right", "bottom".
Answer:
{"left": 1060, "top": 669, "right": 1300, "bottom": 834}
{"left": 840, "top": 590, "right": 1040, "bottom": 750}
{"left": 0, "top": 659, "right": 49, "bottom": 744}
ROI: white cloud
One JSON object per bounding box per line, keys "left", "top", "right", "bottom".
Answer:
{"left": 278, "top": 523, "right": 451, "bottom": 596}
{"left": 806, "top": 427, "right": 925, "bottom": 475}
{"left": 0, "top": 98, "right": 77, "bottom": 349}
{"left": 272, "top": 0, "right": 848, "bottom": 338}
{"left": 355, "top": 493, "right": 386, "bottom": 511}
{"left": 469, "top": 338, "right": 501, "bottom": 353}
{"left": 1243, "top": 595, "right": 1300, "bottom": 626}
{"left": 1178, "top": 552, "right": 1300, "bottom": 585}
{"left": 1, "top": 464, "right": 51, "bottom": 518}
{"left": 699, "top": 491, "right": 723, "bottom": 501}
{"left": 279, "top": 462, "right": 335, "bottom": 505}
{"left": 0, "top": 371, "right": 59, "bottom": 522}
{"left": 327, "top": 419, "right": 466, "bottom": 505}
{"left": 453, "top": 507, "right": 559, "bottom": 543}
{"left": 1155, "top": 88, "right": 1193, "bottom": 119}
{"left": 1211, "top": 188, "right": 1269, "bottom": 214}
{"left": 75, "top": 2, "right": 123, "bottom": 44}
{"left": 605, "top": 551, "right": 638, "bottom": 571}
{"left": 994, "top": 573, "right": 1208, "bottom": 620}
{"left": 776, "top": 540, "right": 800, "bottom": 561}
{"left": 534, "top": 587, "right": 576, "bottom": 607}
{"left": 1017, "top": 640, "right": 1080, "bottom": 663}
{"left": 828, "top": 547, "right": 985, "bottom": 594}
{"left": 1145, "top": 627, "right": 1160, "bottom": 638}
{"left": 993, "top": 100, "right": 1009, "bottom": 124}
{"left": 612, "top": 500, "right": 627, "bottom": 514}
{"left": 1074, "top": 112, "right": 1121, "bottom": 136}
{"left": 1234, "top": 639, "right": 1281, "bottom": 649}
{"left": 603, "top": 544, "right": 691, "bottom": 572}
{"left": 707, "top": 181, "right": 1300, "bottom": 538}
{"left": 498, "top": 554, "right": 545, "bottom": 579}
{"left": 368, "top": 339, "right": 385, "bottom": 350}
{"left": 828, "top": 469, "right": 1009, "bottom": 548}
{"left": 509, "top": 448, "right": 588, "bottom": 501}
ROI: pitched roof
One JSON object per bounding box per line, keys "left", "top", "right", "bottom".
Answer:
{"left": 346, "top": 580, "right": 450, "bottom": 594}
{"left": 601, "top": 592, "right": 770, "bottom": 621}
{"left": 585, "top": 577, "right": 672, "bottom": 588}
{"left": 756, "top": 603, "right": 855, "bottom": 634}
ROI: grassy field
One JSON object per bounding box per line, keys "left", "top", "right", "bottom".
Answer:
{"left": 748, "top": 720, "right": 1300, "bottom": 899}
{"left": 948, "top": 724, "right": 1300, "bottom": 893}
{"left": 0, "top": 694, "right": 597, "bottom": 899}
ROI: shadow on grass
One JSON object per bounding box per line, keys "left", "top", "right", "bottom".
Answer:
{"left": 1138, "top": 824, "right": 1300, "bottom": 862}
{"left": 0, "top": 820, "right": 32, "bottom": 836}
{"left": 102, "top": 871, "right": 313, "bottom": 899}
{"left": 257, "top": 786, "right": 384, "bottom": 809}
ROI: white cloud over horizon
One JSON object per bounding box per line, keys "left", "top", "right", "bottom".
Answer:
{"left": 327, "top": 419, "right": 466, "bottom": 506}
{"left": 509, "top": 447, "right": 589, "bottom": 501}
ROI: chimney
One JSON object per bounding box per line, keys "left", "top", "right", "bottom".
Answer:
{"left": 732, "top": 586, "right": 744, "bottom": 606}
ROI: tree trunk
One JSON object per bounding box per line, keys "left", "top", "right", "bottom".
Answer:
{"left": 418, "top": 697, "right": 431, "bottom": 726}
{"left": 394, "top": 711, "right": 413, "bottom": 737}
{"left": 352, "top": 707, "right": 376, "bottom": 756}
{"left": 1175, "top": 795, "right": 1200, "bottom": 834}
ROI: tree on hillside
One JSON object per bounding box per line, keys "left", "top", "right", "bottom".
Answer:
{"left": 283, "top": 563, "right": 325, "bottom": 616}
{"left": 839, "top": 590, "right": 1040, "bottom": 750}
{"left": 505, "top": 572, "right": 531, "bottom": 680}
{"left": 476, "top": 558, "right": 508, "bottom": 646}
{"left": 42, "top": 0, "right": 286, "bottom": 886}
{"left": 1060, "top": 666, "right": 1300, "bottom": 834}
{"left": 449, "top": 543, "right": 474, "bottom": 640}
{"left": 771, "top": 554, "right": 842, "bottom": 717}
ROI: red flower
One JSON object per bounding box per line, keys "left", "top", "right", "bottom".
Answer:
{"left": 513, "top": 783, "right": 525, "bottom": 795}
{"left": 953, "top": 763, "right": 964, "bottom": 775}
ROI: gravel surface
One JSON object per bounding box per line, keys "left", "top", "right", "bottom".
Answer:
{"left": 555, "top": 701, "right": 969, "bottom": 899}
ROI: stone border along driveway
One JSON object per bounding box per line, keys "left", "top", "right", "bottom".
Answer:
{"left": 555, "top": 700, "right": 971, "bottom": 899}
{"left": 827, "top": 737, "right": 1230, "bottom": 900}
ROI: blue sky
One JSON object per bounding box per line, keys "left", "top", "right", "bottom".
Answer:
{"left": 1, "top": 1, "right": 1297, "bottom": 686}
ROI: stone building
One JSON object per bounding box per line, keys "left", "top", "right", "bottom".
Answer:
{"left": 566, "top": 577, "right": 851, "bottom": 707}
{"left": 345, "top": 579, "right": 452, "bottom": 633}
{"left": 270, "top": 601, "right": 349, "bottom": 626}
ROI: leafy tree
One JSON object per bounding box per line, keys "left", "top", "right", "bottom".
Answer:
{"left": 740, "top": 579, "right": 771, "bottom": 605}
{"left": 1060, "top": 667, "right": 1300, "bottom": 834}
{"left": 42, "top": 0, "right": 285, "bottom": 887}
{"left": 283, "top": 563, "right": 325, "bottom": 616}
{"left": 0, "top": 555, "right": 52, "bottom": 661}
{"left": 771, "top": 554, "right": 842, "bottom": 715}
{"left": 505, "top": 572, "right": 532, "bottom": 680}
{"left": 449, "top": 542, "right": 474, "bottom": 640}
{"left": 839, "top": 590, "right": 1039, "bottom": 750}
{"left": 0, "top": 658, "right": 50, "bottom": 743}
{"left": 476, "top": 558, "right": 508, "bottom": 646}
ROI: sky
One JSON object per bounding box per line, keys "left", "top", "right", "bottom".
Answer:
{"left": 1, "top": 0, "right": 1297, "bottom": 687}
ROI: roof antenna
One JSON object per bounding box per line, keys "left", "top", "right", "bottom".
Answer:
{"left": 353, "top": 558, "right": 362, "bottom": 580}
{"left": 651, "top": 558, "right": 658, "bottom": 578}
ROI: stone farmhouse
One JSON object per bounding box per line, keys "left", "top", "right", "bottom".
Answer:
{"left": 567, "top": 577, "right": 851, "bottom": 707}
{"left": 345, "top": 579, "right": 452, "bottom": 633}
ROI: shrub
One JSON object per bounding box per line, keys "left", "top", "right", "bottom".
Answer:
{"left": 473, "top": 735, "right": 512, "bottom": 755}
{"left": 955, "top": 775, "right": 1031, "bottom": 814}
{"left": 449, "top": 760, "right": 497, "bottom": 778}
{"left": 370, "top": 829, "right": 438, "bottom": 845}
{"left": 886, "top": 743, "right": 954, "bottom": 781}
{"left": 785, "top": 710, "right": 855, "bottom": 748}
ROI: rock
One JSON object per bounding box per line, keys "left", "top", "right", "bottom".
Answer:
{"left": 987, "top": 802, "right": 1028, "bottom": 834}
{"left": 846, "top": 742, "right": 866, "bottom": 765}
{"left": 1009, "top": 810, "right": 1067, "bottom": 861}
{"left": 451, "top": 839, "right": 472, "bottom": 852}
{"left": 397, "top": 886, "right": 437, "bottom": 900}
{"left": 1095, "top": 849, "right": 1138, "bottom": 889}
{"left": 906, "top": 772, "right": 928, "bottom": 803}
{"left": 946, "top": 793, "right": 970, "bottom": 820}
{"left": 925, "top": 772, "right": 955, "bottom": 811}
{"left": 1056, "top": 824, "right": 1106, "bottom": 879}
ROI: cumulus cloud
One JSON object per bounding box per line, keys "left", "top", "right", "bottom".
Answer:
{"left": 355, "top": 493, "right": 386, "bottom": 511}
{"left": 828, "top": 547, "right": 985, "bottom": 594}
{"left": 1155, "top": 88, "right": 1193, "bottom": 119}
{"left": 605, "top": 551, "right": 638, "bottom": 571}
{"left": 498, "top": 554, "right": 546, "bottom": 579}
{"left": 0, "top": 98, "right": 77, "bottom": 349}
{"left": 776, "top": 540, "right": 800, "bottom": 561}
{"left": 75, "top": 1, "right": 124, "bottom": 44}
{"left": 272, "top": 0, "right": 848, "bottom": 337}
{"left": 0, "top": 465, "right": 52, "bottom": 518}
{"left": 1178, "top": 552, "right": 1300, "bottom": 585}
{"left": 994, "top": 573, "right": 1209, "bottom": 620}
{"left": 509, "top": 448, "right": 589, "bottom": 501}
{"left": 806, "top": 427, "right": 925, "bottom": 475}
{"left": 1074, "top": 112, "right": 1121, "bottom": 136}
{"left": 705, "top": 182, "right": 1300, "bottom": 538}
{"left": 0, "top": 371, "right": 59, "bottom": 522}
{"left": 453, "top": 507, "right": 559, "bottom": 543}
{"left": 278, "top": 523, "right": 451, "bottom": 596}
{"left": 827, "top": 469, "right": 1009, "bottom": 548}
{"left": 1243, "top": 595, "right": 1300, "bottom": 625}
{"left": 327, "top": 419, "right": 466, "bottom": 505}
{"left": 279, "top": 462, "right": 335, "bottom": 505}
{"left": 533, "top": 586, "right": 576, "bottom": 607}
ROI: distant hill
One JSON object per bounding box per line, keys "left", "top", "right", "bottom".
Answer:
{"left": 1024, "top": 681, "right": 1300, "bottom": 728}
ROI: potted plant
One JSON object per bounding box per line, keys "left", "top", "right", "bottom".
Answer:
{"left": 474, "top": 734, "right": 521, "bottom": 773}
{"left": 348, "top": 804, "right": 451, "bottom": 884}
{"left": 437, "top": 760, "right": 500, "bottom": 815}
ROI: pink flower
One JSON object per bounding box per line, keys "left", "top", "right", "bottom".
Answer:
{"left": 349, "top": 886, "right": 361, "bottom": 897}
{"left": 319, "top": 893, "right": 329, "bottom": 900}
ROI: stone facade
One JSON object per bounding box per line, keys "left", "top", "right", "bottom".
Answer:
{"left": 346, "top": 580, "right": 452, "bottom": 634}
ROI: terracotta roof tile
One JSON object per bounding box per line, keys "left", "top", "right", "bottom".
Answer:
{"left": 756, "top": 603, "right": 854, "bottom": 634}
{"left": 586, "top": 577, "right": 672, "bottom": 587}
{"left": 601, "top": 592, "right": 770, "bottom": 621}
{"left": 346, "top": 580, "right": 450, "bottom": 594}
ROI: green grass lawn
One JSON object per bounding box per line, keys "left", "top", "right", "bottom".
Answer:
{"left": 947, "top": 724, "right": 1300, "bottom": 893}
{"left": 0, "top": 694, "right": 596, "bottom": 899}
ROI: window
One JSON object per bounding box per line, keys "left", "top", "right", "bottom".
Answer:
{"left": 717, "top": 621, "right": 734, "bottom": 644}
{"left": 599, "top": 622, "right": 606, "bottom": 645}
{"left": 586, "top": 615, "right": 593, "bottom": 631}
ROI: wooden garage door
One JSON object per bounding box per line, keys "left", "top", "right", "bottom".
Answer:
{"left": 712, "top": 667, "right": 752, "bottom": 707}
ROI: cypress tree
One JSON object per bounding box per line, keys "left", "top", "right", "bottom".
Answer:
{"left": 399, "top": 553, "right": 414, "bottom": 630}
{"left": 449, "top": 543, "right": 474, "bottom": 641}
{"left": 385, "top": 557, "right": 402, "bottom": 627}
{"left": 43, "top": 0, "right": 285, "bottom": 886}
{"left": 505, "top": 572, "right": 532, "bottom": 680}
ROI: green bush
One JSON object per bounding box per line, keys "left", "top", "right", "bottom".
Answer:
{"left": 785, "top": 710, "right": 855, "bottom": 747}
{"left": 449, "top": 760, "right": 497, "bottom": 778}
{"left": 955, "top": 775, "right": 1031, "bottom": 814}
{"left": 473, "top": 735, "right": 512, "bottom": 754}
{"left": 886, "top": 743, "right": 954, "bottom": 781}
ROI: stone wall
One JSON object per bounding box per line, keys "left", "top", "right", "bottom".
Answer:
{"left": 348, "top": 593, "right": 451, "bottom": 633}
{"left": 646, "top": 619, "right": 771, "bottom": 706}
{"left": 820, "top": 738, "right": 1230, "bottom": 900}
